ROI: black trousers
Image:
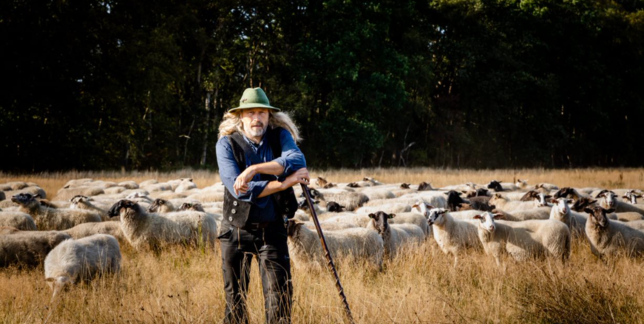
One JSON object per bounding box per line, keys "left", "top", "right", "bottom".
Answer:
{"left": 219, "top": 221, "right": 292, "bottom": 324}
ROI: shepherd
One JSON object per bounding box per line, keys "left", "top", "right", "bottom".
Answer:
{"left": 216, "top": 87, "right": 310, "bottom": 324}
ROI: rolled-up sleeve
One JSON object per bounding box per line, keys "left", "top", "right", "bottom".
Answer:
{"left": 272, "top": 129, "right": 307, "bottom": 177}
{"left": 216, "top": 136, "right": 270, "bottom": 207}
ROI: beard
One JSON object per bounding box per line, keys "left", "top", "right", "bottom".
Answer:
{"left": 247, "top": 122, "right": 267, "bottom": 138}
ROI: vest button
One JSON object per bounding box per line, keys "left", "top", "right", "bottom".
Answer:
{"left": 285, "top": 208, "right": 289, "bottom": 212}
{"left": 229, "top": 216, "right": 233, "bottom": 221}
{"left": 231, "top": 209, "right": 236, "bottom": 214}
{"left": 233, "top": 201, "right": 238, "bottom": 206}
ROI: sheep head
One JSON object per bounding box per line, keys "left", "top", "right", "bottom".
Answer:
{"left": 286, "top": 219, "right": 303, "bottom": 237}
{"left": 427, "top": 208, "right": 448, "bottom": 226}
{"left": 11, "top": 193, "right": 40, "bottom": 209}
{"left": 552, "top": 198, "right": 571, "bottom": 216}
{"left": 596, "top": 191, "right": 617, "bottom": 209}
{"left": 179, "top": 202, "right": 204, "bottom": 212}
{"left": 108, "top": 200, "right": 138, "bottom": 218}
{"left": 487, "top": 180, "right": 503, "bottom": 192}
{"left": 473, "top": 212, "right": 503, "bottom": 232}
{"left": 400, "top": 183, "right": 410, "bottom": 189}
{"left": 418, "top": 182, "right": 432, "bottom": 191}
{"left": 571, "top": 197, "right": 596, "bottom": 212}
{"left": 326, "top": 201, "right": 345, "bottom": 213}
{"left": 368, "top": 211, "right": 394, "bottom": 234}
{"left": 46, "top": 275, "right": 72, "bottom": 301}
{"left": 520, "top": 190, "right": 540, "bottom": 201}
{"left": 584, "top": 206, "right": 614, "bottom": 229}
{"left": 148, "top": 199, "right": 169, "bottom": 213}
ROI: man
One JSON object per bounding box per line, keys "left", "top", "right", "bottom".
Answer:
{"left": 216, "top": 87, "right": 309, "bottom": 324}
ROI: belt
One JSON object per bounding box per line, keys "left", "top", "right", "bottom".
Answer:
{"left": 241, "top": 222, "right": 270, "bottom": 231}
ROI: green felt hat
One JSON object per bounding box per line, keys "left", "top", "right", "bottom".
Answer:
{"left": 229, "top": 87, "right": 280, "bottom": 113}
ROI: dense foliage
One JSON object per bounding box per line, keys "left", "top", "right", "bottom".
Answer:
{"left": 2, "top": 0, "right": 643, "bottom": 171}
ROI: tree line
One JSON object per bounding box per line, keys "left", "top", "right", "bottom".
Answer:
{"left": 1, "top": 0, "right": 643, "bottom": 172}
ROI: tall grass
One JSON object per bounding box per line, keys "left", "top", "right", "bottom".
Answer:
{"left": 1, "top": 168, "right": 644, "bottom": 323}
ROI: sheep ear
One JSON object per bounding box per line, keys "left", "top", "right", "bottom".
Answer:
{"left": 388, "top": 214, "right": 396, "bottom": 219}
{"left": 494, "top": 213, "right": 504, "bottom": 219}
{"left": 606, "top": 208, "right": 615, "bottom": 214}
{"left": 473, "top": 214, "right": 483, "bottom": 219}
{"left": 584, "top": 208, "right": 594, "bottom": 214}
{"left": 368, "top": 213, "right": 376, "bottom": 219}
{"left": 425, "top": 204, "right": 434, "bottom": 209}
{"left": 33, "top": 194, "right": 41, "bottom": 199}
{"left": 443, "top": 192, "right": 449, "bottom": 196}
{"left": 552, "top": 199, "right": 559, "bottom": 204}
{"left": 457, "top": 192, "right": 463, "bottom": 196}
{"left": 412, "top": 203, "right": 419, "bottom": 208}
{"left": 45, "top": 277, "right": 55, "bottom": 282}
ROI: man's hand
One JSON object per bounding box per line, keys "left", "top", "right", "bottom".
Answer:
{"left": 234, "top": 165, "right": 257, "bottom": 195}
{"left": 283, "top": 168, "right": 310, "bottom": 188}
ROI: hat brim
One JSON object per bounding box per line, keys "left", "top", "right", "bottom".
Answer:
{"left": 228, "top": 103, "right": 280, "bottom": 113}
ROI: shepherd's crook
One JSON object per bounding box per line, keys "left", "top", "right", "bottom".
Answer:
{"left": 300, "top": 184, "right": 355, "bottom": 324}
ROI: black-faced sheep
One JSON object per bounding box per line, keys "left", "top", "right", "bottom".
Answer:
{"left": 12, "top": 193, "right": 102, "bottom": 230}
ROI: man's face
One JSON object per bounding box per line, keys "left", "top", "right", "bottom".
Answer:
{"left": 241, "top": 108, "right": 270, "bottom": 141}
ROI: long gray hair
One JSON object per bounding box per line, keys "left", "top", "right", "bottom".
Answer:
{"left": 218, "top": 110, "right": 302, "bottom": 142}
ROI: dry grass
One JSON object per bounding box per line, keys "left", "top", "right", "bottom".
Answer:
{"left": 1, "top": 168, "right": 644, "bottom": 323}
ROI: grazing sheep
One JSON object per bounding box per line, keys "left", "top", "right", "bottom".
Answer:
{"left": 286, "top": 220, "right": 384, "bottom": 270}
{"left": 473, "top": 212, "right": 570, "bottom": 266}
{"left": 462, "top": 196, "right": 494, "bottom": 212}
{"left": 70, "top": 195, "right": 111, "bottom": 221}
{"left": 355, "top": 204, "right": 412, "bottom": 214}
{"left": 302, "top": 221, "right": 358, "bottom": 231}
{"left": 108, "top": 200, "right": 217, "bottom": 250}
{"left": 489, "top": 194, "right": 539, "bottom": 212}
{"left": 148, "top": 198, "right": 177, "bottom": 214}
{"left": 0, "top": 191, "right": 5, "bottom": 201}
{"left": 487, "top": 180, "right": 518, "bottom": 192}
{"left": 44, "top": 234, "right": 121, "bottom": 300}
{"left": 445, "top": 190, "right": 469, "bottom": 212}
{"left": 54, "top": 186, "right": 105, "bottom": 201}
{"left": 12, "top": 193, "right": 102, "bottom": 231}
{"left": 326, "top": 201, "right": 345, "bottom": 213}
{"left": 308, "top": 188, "right": 369, "bottom": 211}
{"left": 515, "top": 179, "right": 530, "bottom": 190}
{"left": 417, "top": 182, "right": 434, "bottom": 191}
{"left": 536, "top": 183, "right": 559, "bottom": 192}
{"left": 322, "top": 213, "right": 372, "bottom": 228}
{"left": 0, "top": 211, "right": 37, "bottom": 230}
{"left": 366, "top": 211, "right": 424, "bottom": 258}
{"left": 426, "top": 208, "right": 481, "bottom": 266}
{"left": 64, "top": 222, "right": 125, "bottom": 242}
{"left": 492, "top": 207, "right": 551, "bottom": 221}
{"left": 118, "top": 181, "right": 139, "bottom": 189}
{"left": 585, "top": 206, "right": 644, "bottom": 258}
{"left": 0, "top": 230, "right": 72, "bottom": 267}
{"left": 553, "top": 187, "right": 587, "bottom": 200}
{"left": 464, "top": 188, "right": 490, "bottom": 198}
{"left": 5, "top": 186, "right": 48, "bottom": 200}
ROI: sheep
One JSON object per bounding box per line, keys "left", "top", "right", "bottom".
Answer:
{"left": 118, "top": 181, "right": 139, "bottom": 189}
{"left": 187, "top": 190, "right": 225, "bottom": 203}
{"left": 54, "top": 186, "right": 105, "bottom": 201}
{"left": 473, "top": 212, "right": 570, "bottom": 266}
{"left": 1, "top": 181, "right": 29, "bottom": 191}
{"left": 0, "top": 230, "right": 72, "bottom": 267}
{"left": 487, "top": 180, "right": 518, "bottom": 192}
{"left": 322, "top": 213, "right": 372, "bottom": 227}
{"left": 0, "top": 226, "right": 19, "bottom": 234}
{"left": 355, "top": 204, "right": 412, "bottom": 214}
{"left": 547, "top": 198, "right": 588, "bottom": 236}
{"left": 553, "top": 187, "right": 588, "bottom": 200}
{"left": 44, "top": 234, "right": 121, "bottom": 300}
{"left": 148, "top": 198, "right": 177, "bottom": 214}
{"left": 308, "top": 188, "right": 369, "bottom": 211}
{"left": 584, "top": 206, "right": 644, "bottom": 258}
{"left": 461, "top": 196, "right": 494, "bottom": 212}
{"left": 464, "top": 188, "right": 490, "bottom": 198}
{"left": 12, "top": 193, "right": 102, "bottom": 231}
{"left": 515, "top": 179, "right": 530, "bottom": 190}
{"left": 138, "top": 179, "right": 159, "bottom": 187}
{"left": 426, "top": 208, "right": 481, "bottom": 266}
{"left": 0, "top": 211, "right": 37, "bottom": 230}
{"left": 69, "top": 195, "right": 111, "bottom": 221}
{"left": 366, "top": 211, "right": 424, "bottom": 258}
{"left": 597, "top": 190, "right": 644, "bottom": 216}
{"left": 357, "top": 187, "right": 396, "bottom": 200}
{"left": 142, "top": 183, "right": 172, "bottom": 193}
{"left": 63, "top": 222, "right": 125, "bottom": 242}
{"left": 286, "top": 220, "right": 384, "bottom": 270}
{"left": 398, "top": 192, "right": 447, "bottom": 209}
{"left": 417, "top": 182, "right": 435, "bottom": 191}
{"left": 535, "top": 183, "right": 559, "bottom": 192}
{"left": 445, "top": 190, "right": 469, "bottom": 211}
{"left": 302, "top": 221, "right": 358, "bottom": 231}
{"left": 623, "top": 190, "right": 643, "bottom": 204}
{"left": 108, "top": 200, "right": 217, "bottom": 250}
{"left": 326, "top": 201, "right": 345, "bottom": 213}
{"left": 61, "top": 179, "right": 94, "bottom": 188}
{"left": 489, "top": 193, "right": 539, "bottom": 212}
{"left": 5, "top": 186, "right": 48, "bottom": 199}
{"left": 0, "top": 191, "right": 5, "bottom": 201}
{"left": 491, "top": 207, "right": 550, "bottom": 222}
{"left": 387, "top": 212, "right": 431, "bottom": 236}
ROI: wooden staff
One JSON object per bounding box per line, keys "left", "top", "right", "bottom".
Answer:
{"left": 300, "top": 184, "right": 355, "bottom": 324}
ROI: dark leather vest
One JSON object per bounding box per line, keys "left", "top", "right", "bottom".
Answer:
{"left": 222, "top": 127, "right": 298, "bottom": 228}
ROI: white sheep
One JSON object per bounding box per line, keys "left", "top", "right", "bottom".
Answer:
{"left": 367, "top": 211, "right": 424, "bottom": 259}
{"left": 355, "top": 204, "right": 411, "bottom": 214}
{"left": 108, "top": 200, "right": 217, "bottom": 250}
{"left": 584, "top": 206, "right": 644, "bottom": 258}
{"left": 426, "top": 208, "right": 481, "bottom": 266}
{"left": 118, "top": 181, "right": 139, "bottom": 189}
{"left": 0, "top": 211, "right": 37, "bottom": 230}
{"left": 286, "top": 220, "right": 384, "bottom": 270}
{"left": 70, "top": 195, "right": 111, "bottom": 221}
{"left": 535, "top": 183, "right": 559, "bottom": 192}
{"left": 473, "top": 212, "right": 571, "bottom": 266}
{"left": 64, "top": 222, "right": 125, "bottom": 243}
{"left": 308, "top": 188, "right": 369, "bottom": 211}
{"left": 388, "top": 212, "right": 431, "bottom": 236}
{"left": 494, "top": 207, "right": 552, "bottom": 221}
{"left": 0, "top": 230, "right": 72, "bottom": 267}
{"left": 12, "top": 193, "right": 102, "bottom": 230}
{"left": 489, "top": 193, "right": 539, "bottom": 213}
{"left": 322, "top": 213, "right": 372, "bottom": 227}
{"left": 548, "top": 199, "right": 587, "bottom": 236}
{"left": 44, "top": 234, "right": 121, "bottom": 300}
{"left": 597, "top": 191, "right": 644, "bottom": 216}
{"left": 515, "top": 179, "right": 530, "bottom": 190}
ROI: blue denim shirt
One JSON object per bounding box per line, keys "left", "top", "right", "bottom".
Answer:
{"left": 216, "top": 128, "right": 306, "bottom": 223}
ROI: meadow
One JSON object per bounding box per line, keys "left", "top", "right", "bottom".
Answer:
{"left": 1, "top": 168, "right": 643, "bottom": 324}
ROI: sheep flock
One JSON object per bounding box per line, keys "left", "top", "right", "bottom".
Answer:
{"left": 2, "top": 175, "right": 644, "bottom": 309}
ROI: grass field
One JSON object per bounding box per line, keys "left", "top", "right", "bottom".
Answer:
{"left": 1, "top": 168, "right": 643, "bottom": 323}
